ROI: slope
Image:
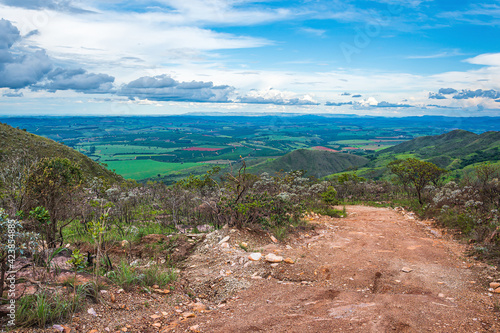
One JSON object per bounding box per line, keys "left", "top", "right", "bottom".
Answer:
{"left": 0, "top": 122, "right": 123, "bottom": 183}
{"left": 249, "top": 149, "right": 369, "bottom": 178}
{"left": 377, "top": 129, "right": 500, "bottom": 169}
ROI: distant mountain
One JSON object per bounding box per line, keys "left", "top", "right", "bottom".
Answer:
{"left": 249, "top": 149, "right": 369, "bottom": 178}
{"left": 0, "top": 123, "right": 122, "bottom": 183}
{"left": 378, "top": 129, "right": 500, "bottom": 169}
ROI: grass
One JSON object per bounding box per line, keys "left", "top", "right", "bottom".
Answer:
{"left": 15, "top": 289, "right": 85, "bottom": 328}
{"left": 108, "top": 260, "right": 177, "bottom": 291}
{"left": 104, "top": 160, "right": 200, "bottom": 180}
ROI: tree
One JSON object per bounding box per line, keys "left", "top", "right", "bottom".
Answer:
{"left": 24, "top": 158, "right": 84, "bottom": 248}
{"left": 388, "top": 158, "right": 447, "bottom": 205}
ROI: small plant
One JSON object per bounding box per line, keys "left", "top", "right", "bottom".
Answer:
{"left": 108, "top": 260, "right": 143, "bottom": 291}
{"left": 16, "top": 290, "right": 84, "bottom": 328}
{"left": 142, "top": 265, "right": 177, "bottom": 288}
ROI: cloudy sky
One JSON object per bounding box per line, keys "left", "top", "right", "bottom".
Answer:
{"left": 0, "top": 0, "right": 500, "bottom": 116}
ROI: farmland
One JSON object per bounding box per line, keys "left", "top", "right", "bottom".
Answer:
{"left": 1, "top": 115, "right": 499, "bottom": 182}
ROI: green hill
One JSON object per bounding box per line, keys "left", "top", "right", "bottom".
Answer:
{"left": 249, "top": 149, "right": 369, "bottom": 178}
{"left": 378, "top": 129, "right": 500, "bottom": 169}
{"left": 0, "top": 122, "right": 122, "bottom": 183}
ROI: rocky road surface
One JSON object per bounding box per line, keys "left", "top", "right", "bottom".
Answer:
{"left": 176, "top": 205, "right": 500, "bottom": 332}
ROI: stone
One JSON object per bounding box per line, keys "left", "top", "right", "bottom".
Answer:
{"left": 284, "top": 258, "right": 294, "bottom": 264}
{"left": 190, "top": 302, "right": 207, "bottom": 312}
{"left": 438, "top": 293, "right": 445, "bottom": 298}
{"left": 270, "top": 235, "right": 278, "bottom": 243}
{"left": 286, "top": 245, "right": 293, "bottom": 250}
{"left": 401, "top": 267, "right": 413, "bottom": 273}
{"left": 110, "top": 293, "right": 116, "bottom": 303}
{"left": 494, "top": 287, "right": 500, "bottom": 294}
{"left": 121, "top": 240, "right": 130, "bottom": 248}
{"left": 87, "top": 330, "right": 98, "bottom": 333}
{"left": 87, "top": 308, "right": 97, "bottom": 316}
{"left": 265, "top": 253, "right": 283, "bottom": 263}
{"left": 270, "top": 263, "right": 279, "bottom": 268}
{"left": 490, "top": 282, "right": 500, "bottom": 289}
{"left": 150, "top": 314, "right": 161, "bottom": 319}
{"left": 248, "top": 253, "right": 262, "bottom": 261}
{"left": 220, "top": 242, "right": 230, "bottom": 248}
{"left": 182, "top": 312, "right": 196, "bottom": 318}
{"left": 152, "top": 323, "right": 162, "bottom": 328}
{"left": 241, "top": 242, "right": 248, "bottom": 248}
{"left": 218, "top": 236, "right": 230, "bottom": 244}
{"left": 190, "top": 324, "right": 200, "bottom": 332}
{"left": 153, "top": 284, "right": 159, "bottom": 289}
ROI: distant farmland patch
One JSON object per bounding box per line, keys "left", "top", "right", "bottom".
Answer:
{"left": 106, "top": 160, "right": 199, "bottom": 180}
{"left": 311, "top": 146, "right": 340, "bottom": 152}
{"left": 183, "top": 147, "right": 225, "bottom": 151}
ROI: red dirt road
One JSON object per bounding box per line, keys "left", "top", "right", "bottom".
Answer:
{"left": 178, "top": 205, "right": 500, "bottom": 332}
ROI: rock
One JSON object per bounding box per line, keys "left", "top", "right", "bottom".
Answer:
{"left": 270, "top": 235, "right": 278, "bottom": 243}
{"left": 286, "top": 245, "right": 293, "bottom": 250}
{"left": 87, "top": 308, "right": 97, "bottom": 316}
{"left": 152, "top": 323, "right": 162, "bottom": 328}
{"left": 270, "top": 263, "right": 279, "bottom": 268}
{"left": 220, "top": 242, "right": 230, "bottom": 248}
{"left": 190, "top": 302, "right": 207, "bottom": 312}
{"left": 401, "top": 267, "right": 413, "bottom": 273}
{"left": 248, "top": 253, "right": 262, "bottom": 261}
{"left": 190, "top": 324, "right": 200, "bottom": 331}
{"left": 284, "top": 258, "right": 294, "bottom": 264}
{"left": 153, "top": 284, "right": 159, "bottom": 289}
{"left": 121, "top": 240, "right": 130, "bottom": 248}
{"left": 218, "top": 236, "right": 230, "bottom": 244}
{"left": 110, "top": 293, "right": 116, "bottom": 303}
{"left": 241, "top": 242, "right": 248, "bottom": 248}
{"left": 182, "top": 312, "right": 196, "bottom": 318}
{"left": 265, "top": 253, "right": 283, "bottom": 263}
{"left": 494, "top": 287, "right": 500, "bottom": 294}
{"left": 88, "top": 330, "right": 98, "bottom": 333}
{"left": 52, "top": 325, "right": 65, "bottom": 332}
{"left": 438, "top": 293, "right": 445, "bottom": 298}
{"left": 150, "top": 314, "right": 161, "bottom": 319}
{"left": 490, "top": 282, "right": 500, "bottom": 289}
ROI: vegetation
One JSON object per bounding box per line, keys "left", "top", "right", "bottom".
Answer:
{"left": 1, "top": 118, "right": 500, "bottom": 329}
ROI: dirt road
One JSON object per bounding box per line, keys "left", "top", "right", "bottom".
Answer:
{"left": 178, "top": 205, "right": 500, "bottom": 332}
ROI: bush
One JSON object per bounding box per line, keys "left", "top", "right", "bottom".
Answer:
{"left": 142, "top": 265, "right": 177, "bottom": 288}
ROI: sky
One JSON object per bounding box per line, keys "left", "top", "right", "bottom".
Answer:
{"left": 0, "top": 0, "right": 500, "bottom": 116}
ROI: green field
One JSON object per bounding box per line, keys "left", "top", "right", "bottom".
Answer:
{"left": 106, "top": 160, "right": 200, "bottom": 180}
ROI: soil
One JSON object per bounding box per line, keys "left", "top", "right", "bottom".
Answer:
{"left": 7, "top": 205, "right": 500, "bottom": 332}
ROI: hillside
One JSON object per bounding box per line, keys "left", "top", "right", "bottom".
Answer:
{"left": 249, "top": 149, "right": 369, "bottom": 178}
{"left": 378, "top": 129, "right": 500, "bottom": 169}
{"left": 0, "top": 123, "right": 123, "bottom": 183}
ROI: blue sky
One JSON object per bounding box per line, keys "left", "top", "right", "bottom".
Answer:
{"left": 1, "top": 0, "right": 500, "bottom": 116}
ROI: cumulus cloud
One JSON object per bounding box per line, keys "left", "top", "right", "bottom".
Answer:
{"left": 0, "top": 19, "right": 52, "bottom": 89}
{"left": 118, "top": 74, "right": 234, "bottom": 103}
{"left": 374, "top": 101, "right": 414, "bottom": 108}
{"left": 2, "top": 91, "right": 23, "bottom": 97}
{"left": 438, "top": 88, "right": 457, "bottom": 94}
{"left": 36, "top": 68, "right": 115, "bottom": 93}
{"left": 453, "top": 89, "right": 500, "bottom": 100}
{"left": 0, "top": 18, "right": 115, "bottom": 93}
{"left": 325, "top": 101, "right": 353, "bottom": 106}
{"left": 429, "top": 92, "right": 446, "bottom": 99}
{"left": 238, "top": 89, "right": 319, "bottom": 105}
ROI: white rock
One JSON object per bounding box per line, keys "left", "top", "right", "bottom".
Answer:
{"left": 87, "top": 307, "right": 97, "bottom": 316}
{"left": 248, "top": 253, "right": 262, "bottom": 261}
{"left": 265, "top": 253, "right": 283, "bottom": 263}
{"left": 218, "top": 236, "right": 230, "bottom": 244}
{"left": 401, "top": 267, "right": 413, "bottom": 273}
{"left": 220, "top": 242, "right": 229, "bottom": 248}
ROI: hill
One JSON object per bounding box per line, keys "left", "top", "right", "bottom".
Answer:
{"left": 0, "top": 122, "right": 123, "bottom": 183}
{"left": 249, "top": 149, "right": 369, "bottom": 178}
{"left": 378, "top": 129, "right": 500, "bottom": 169}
